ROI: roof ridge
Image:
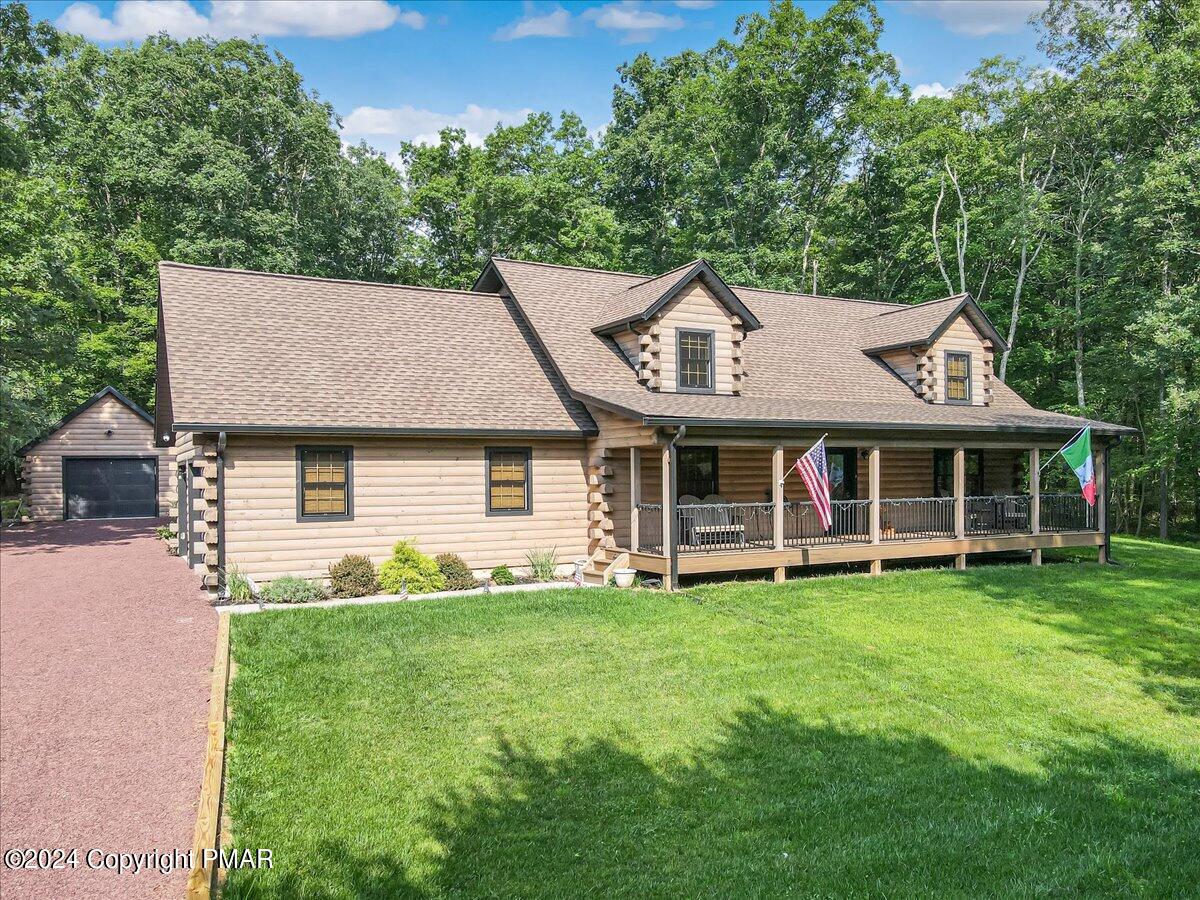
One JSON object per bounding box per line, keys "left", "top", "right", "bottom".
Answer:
{"left": 492, "top": 256, "right": 911, "bottom": 308}
{"left": 734, "top": 284, "right": 901, "bottom": 307}
{"left": 492, "top": 257, "right": 650, "bottom": 279}
{"left": 874, "top": 293, "right": 968, "bottom": 317}
{"left": 158, "top": 260, "right": 488, "bottom": 298}
{"left": 622, "top": 259, "right": 703, "bottom": 292}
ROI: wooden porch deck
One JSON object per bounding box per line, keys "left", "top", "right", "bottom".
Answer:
{"left": 625, "top": 529, "right": 1105, "bottom": 576}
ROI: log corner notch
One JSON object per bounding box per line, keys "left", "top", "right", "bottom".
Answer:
{"left": 635, "top": 324, "right": 662, "bottom": 390}
{"left": 586, "top": 447, "right": 615, "bottom": 553}
{"left": 731, "top": 321, "right": 745, "bottom": 395}
{"left": 194, "top": 432, "right": 227, "bottom": 599}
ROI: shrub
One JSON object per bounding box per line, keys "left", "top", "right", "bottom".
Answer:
{"left": 378, "top": 540, "right": 445, "bottom": 594}
{"left": 525, "top": 547, "right": 558, "bottom": 582}
{"left": 436, "top": 553, "right": 477, "bottom": 591}
{"left": 225, "top": 565, "right": 255, "bottom": 602}
{"left": 328, "top": 554, "right": 379, "bottom": 598}
{"left": 155, "top": 525, "right": 177, "bottom": 541}
{"left": 260, "top": 575, "right": 325, "bottom": 604}
{"left": 490, "top": 564, "right": 516, "bottom": 586}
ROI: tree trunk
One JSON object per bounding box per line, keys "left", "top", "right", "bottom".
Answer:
{"left": 1135, "top": 478, "right": 1146, "bottom": 536}
{"left": 1159, "top": 467, "right": 1169, "bottom": 540}
{"left": 1073, "top": 234, "right": 1086, "bottom": 410}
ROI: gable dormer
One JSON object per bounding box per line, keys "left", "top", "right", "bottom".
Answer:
{"left": 859, "top": 293, "right": 1007, "bottom": 407}
{"left": 593, "top": 260, "right": 761, "bottom": 395}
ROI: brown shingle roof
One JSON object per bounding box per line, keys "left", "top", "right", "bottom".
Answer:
{"left": 858, "top": 293, "right": 1008, "bottom": 353}
{"left": 479, "top": 258, "right": 1132, "bottom": 436}
{"left": 157, "top": 262, "right": 596, "bottom": 434}
{"left": 590, "top": 258, "right": 763, "bottom": 334}
{"left": 576, "top": 388, "right": 1120, "bottom": 435}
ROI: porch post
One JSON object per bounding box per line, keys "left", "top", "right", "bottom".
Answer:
{"left": 630, "top": 446, "right": 641, "bottom": 553}
{"left": 954, "top": 447, "right": 966, "bottom": 570}
{"left": 868, "top": 446, "right": 881, "bottom": 576}
{"left": 1097, "top": 442, "right": 1109, "bottom": 564}
{"left": 1029, "top": 447, "right": 1042, "bottom": 566}
{"left": 662, "top": 442, "right": 676, "bottom": 590}
{"left": 772, "top": 444, "right": 785, "bottom": 583}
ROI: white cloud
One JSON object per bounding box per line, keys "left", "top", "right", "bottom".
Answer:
{"left": 907, "top": 1, "right": 1046, "bottom": 37}
{"left": 911, "top": 81, "right": 953, "bottom": 100}
{"left": 493, "top": 3, "right": 573, "bottom": 40}
{"left": 584, "top": 1, "right": 685, "bottom": 44}
{"left": 57, "top": 0, "right": 208, "bottom": 40}
{"left": 56, "top": 0, "right": 423, "bottom": 42}
{"left": 394, "top": 9, "right": 428, "bottom": 30}
{"left": 342, "top": 103, "right": 535, "bottom": 149}
{"left": 673, "top": 1, "right": 716, "bottom": 8}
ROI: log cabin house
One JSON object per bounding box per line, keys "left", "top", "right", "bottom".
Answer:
{"left": 155, "top": 258, "right": 1134, "bottom": 595}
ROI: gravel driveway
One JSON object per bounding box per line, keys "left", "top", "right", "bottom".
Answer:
{"left": 1, "top": 520, "right": 216, "bottom": 899}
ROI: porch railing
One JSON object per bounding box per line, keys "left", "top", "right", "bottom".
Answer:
{"left": 966, "top": 495, "right": 1031, "bottom": 536}
{"left": 636, "top": 492, "right": 1096, "bottom": 558}
{"left": 635, "top": 503, "right": 663, "bottom": 554}
{"left": 676, "top": 502, "right": 775, "bottom": 553}
{"left": 784, "top": 499, "right": 870, "bottom": 546}
{"left": 880, "top": 497, "right": 955, "bottom": 541}
{"left": 1039, "top": 492, "right": 1097, "bottom": 532}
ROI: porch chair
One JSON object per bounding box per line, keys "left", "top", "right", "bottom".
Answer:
{"left": 677, "top": 495, "right": 703, "bottom": 549}
{"left": 690, "top": 494, "right": 746, "bottom": 548}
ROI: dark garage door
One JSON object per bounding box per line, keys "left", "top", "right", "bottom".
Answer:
{"left": 63, "top": 457, "right": 158, "bottom": 519}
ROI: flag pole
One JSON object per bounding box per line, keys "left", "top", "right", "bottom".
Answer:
{"left": 780, "top": 433, "right": 828, "bottom": 485}
{"left": 1040, "top": 424, "right": 1088, "bottom": 472}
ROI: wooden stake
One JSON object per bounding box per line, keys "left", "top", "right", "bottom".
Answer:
{"left": 186, "top": 613, "right": 230, "bottom": 900}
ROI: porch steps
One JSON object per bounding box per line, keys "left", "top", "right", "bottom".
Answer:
{"left": 581, "top": 547, "right": 629, "bottom": 586}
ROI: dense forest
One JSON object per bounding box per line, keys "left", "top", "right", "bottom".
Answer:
{"left": 1, "top": 0, "right": 1196, "bottom": 536}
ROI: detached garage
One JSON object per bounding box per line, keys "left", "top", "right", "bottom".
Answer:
{"left": 19, "top": 387, "right": 171, "bottom": 521}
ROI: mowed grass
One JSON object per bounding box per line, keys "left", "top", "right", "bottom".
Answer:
{"left": 224, "top": 538, "right": 1199, "bottom": 898}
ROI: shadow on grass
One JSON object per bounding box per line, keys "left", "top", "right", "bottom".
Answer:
{"left": 960, "top": 541, "right": 1200, "bottom": 715}
{"left": 229, "top": 701, "right": 1199, "bottom": 898}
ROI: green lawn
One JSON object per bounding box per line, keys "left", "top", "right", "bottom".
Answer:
{"left": 224, "top": 538, "right": 1199, "bottom": 898}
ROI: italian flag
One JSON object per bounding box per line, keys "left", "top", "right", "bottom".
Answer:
{"left": 1059, "top": 426, "right": 1096, "bottom": 507}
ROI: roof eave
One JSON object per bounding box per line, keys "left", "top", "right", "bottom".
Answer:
{"left": 638, "top": 415, "right": 1134, "bottom": 437}
{"left": 172, "top": 423, "right": 598, "bottom": 438}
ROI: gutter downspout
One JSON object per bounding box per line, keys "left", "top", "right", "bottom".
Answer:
{"left": 667, "top": 424, "right": 686, "bottom": 591}
{"left": 216, "top": 431, "right": 227, "bottom": 596}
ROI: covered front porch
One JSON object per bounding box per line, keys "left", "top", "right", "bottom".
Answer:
{"left": 597, "top": 432, "right": 1107, "bottom": 589}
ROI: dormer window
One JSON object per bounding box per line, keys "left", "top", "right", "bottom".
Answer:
{"left": 678, "top": 330, "right": 715, "bottom": 393}
{"left": 946, "top": 352, "right": 971, "bottom": 404}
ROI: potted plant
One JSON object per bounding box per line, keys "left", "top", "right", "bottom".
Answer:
{"left": 613, "top": 568, "right": 637, "bottom": 588}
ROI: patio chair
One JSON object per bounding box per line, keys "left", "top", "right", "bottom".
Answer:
{"left": 691, "top": 494, "right": 745, "bottom": 548}
{"left": 677, "top": 495, "right": 702, "bottom": 548}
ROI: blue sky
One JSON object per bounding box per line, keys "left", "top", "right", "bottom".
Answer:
{"left": 29, "top": 1, "right": 1050, "bottom": 158}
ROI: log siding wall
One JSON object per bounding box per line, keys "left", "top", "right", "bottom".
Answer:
{"left": 21, "top": 394, "right": 172, "bottom": 521}
{"left": 656, "top": 281, "right": 741, "bottom": 394}
{"left": 222, "top": 435, "right": 590, "bottom": 581}
{"left": 876, "top": 314, "right": 994, "bottom": 406}
{"left": 930, "top": 316, "right": 991, "bottom": 406}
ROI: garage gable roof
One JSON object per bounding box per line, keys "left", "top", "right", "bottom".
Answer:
{"left": 17, "top": 386, "right": 152, "bottom": 456}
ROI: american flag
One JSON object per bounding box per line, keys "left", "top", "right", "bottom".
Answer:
{"left": 794, "top": 437, "right": 832, "bottom": 532}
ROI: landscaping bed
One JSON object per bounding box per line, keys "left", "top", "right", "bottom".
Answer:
{"left": 222, "top": 538, "right": 1200, "bottom": 897}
